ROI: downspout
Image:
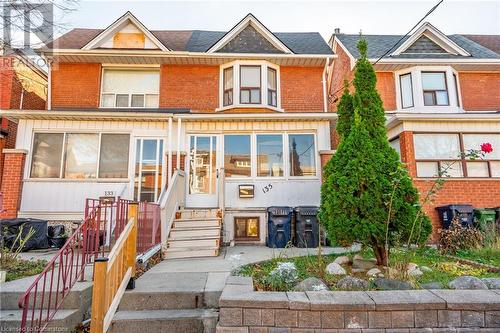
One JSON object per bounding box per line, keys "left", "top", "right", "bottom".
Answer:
{"left": 42, "top": 52, "right": 51, "bottom": 110}
{"left": 322, "top": 57, "right": 331, "bottom": 112}
{"left": 168, "top": 117, "right": 173, "bottom": 187}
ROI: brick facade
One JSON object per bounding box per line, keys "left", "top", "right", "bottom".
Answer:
{"left": 459, "top": 72, "right": 500, "bottom": 111}
{"left": 52, "top": 63, "right": 102, "bottom": 108}
{"left": 280, "top": 66, "right": 324, "bottom": 112}
{"left": 0, "top": 150, "right": 26, "bottom": 218}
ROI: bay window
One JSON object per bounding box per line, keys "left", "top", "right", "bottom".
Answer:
{"left": 267, "top": 68, "right": 277, "bottom": 107}
{"left": 223, "top": 67, "right": 234, "bottom": 106}
{"left": 422, "top": 72, "right": 449, "bottom": 106}
{"left": 399, "top": 73, "right": 414, "bottom": 108}
{"left": 30, "top": 133, "right": 130, "bottom": 179}
{"left": 413, "top": 133, "right": 499, "bottom": 178}
{"left": 240, "top": 66, "right": 261, "bottom": 104}
{"left": 100, "top": 69, "right": 159, "bottom": 108}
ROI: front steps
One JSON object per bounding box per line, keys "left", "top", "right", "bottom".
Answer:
{"left": 165, "top": 209, "right": 222, "bottom": 259}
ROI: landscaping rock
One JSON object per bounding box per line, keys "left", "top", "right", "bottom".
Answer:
{"left": 420, "top": 265, "right": 433, "bottom": 273}
{"left": 294, "top": 277, "right": 329, "bottom": 292}
{"left": 336, "top": 276, "right": 369, "bottom": 291}
{"left": 374, "top": 278, "right": 413, "bottom": 290}
{"left": 408, "top": 268, "right": 423, "bottom": 277}
{"left": 407, "top": 263, "right": 418, "bottom": 271}
{"left": 420, "top": 282, "right": 443, "bottom": 289}
{"left": 326, "top": 262, "right": 346, "bottom": 275}
{"left": 366, "top": 268, "right": 382, "bottom": 277}
{"left": 352, "top": 257, "right": 377, "bottom": 270}
{"left": 448, "top": 276, "right": 488, "bottom": 290}
{"left": 334, "top": 255, "right": 350, "bottom": 265}
{"left": 481, "top": 278, "right": 500, "bottom": 289}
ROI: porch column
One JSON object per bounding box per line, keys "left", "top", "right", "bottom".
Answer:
{"left": 176, "top": 118, "right": 181, "bottom": 170}
{"left": 168, "top": 117, "right": 173, "bottom": 184}
{"left": 0, "top": 149, "right": 27, "bottom": 218}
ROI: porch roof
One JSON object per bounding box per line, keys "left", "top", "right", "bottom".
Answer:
{"left": 385, "top": 111, "right": 500, "bottom": 130}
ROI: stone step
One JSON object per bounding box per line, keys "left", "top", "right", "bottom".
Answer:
{"left": 0, "top": 309, "right": 82, "bottom": 332}
{"left": 167, "top": 237, "right": 220, "bottom": 248}
{"left": 118, "top": 290, "right": 205, "bottom": 311}
{"left": 165, "top": 247, "right": 219, "bottom": 260}
{"left": 169, "top": 227, "right": 221, "bottom": 239}
{"left": 109, "top": 309, "right": 218, "bottom": 333}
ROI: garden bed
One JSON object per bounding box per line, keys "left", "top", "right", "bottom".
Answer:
{"left": 2, "top": 258, "right": 47, "bottom": 282}
{"left": 235, "top": 247, "right": 500, "bottom": 291}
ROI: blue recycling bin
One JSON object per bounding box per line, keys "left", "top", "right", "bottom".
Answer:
{"left": 436, "top": 204, "right": 474, "bottom": 229}
{"left": 267, "top": 207, "right": 293, "bottom": 248}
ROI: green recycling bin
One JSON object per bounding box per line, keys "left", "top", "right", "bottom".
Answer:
{"left": 474, "top": 208, "right": 497, "bottom": 232}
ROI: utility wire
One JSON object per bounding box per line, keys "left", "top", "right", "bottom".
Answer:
{"left": 329, "top": 0, "right": 445, "bottom": 103}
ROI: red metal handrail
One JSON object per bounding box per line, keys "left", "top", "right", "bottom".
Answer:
{"left": 18, "top": 198, "right": 131, "bottom": 333}
{"left": 137, "top": 201, "right": 161, "bottom": 254}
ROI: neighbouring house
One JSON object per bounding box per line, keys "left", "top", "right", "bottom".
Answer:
{"left": 328, "top": 22, "right": 500, "bottom": 238}
{"left": 0, "top": 54, "right": 47, "bottom": 202}
{"left": 0, "top": 12, "right": 335, "bottom": 253}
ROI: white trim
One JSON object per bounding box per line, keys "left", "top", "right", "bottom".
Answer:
{"left": 217, "top": 60, "right": 283, "bottom": 111}
{"left": 391, "top": 22, "right": 470, "bottom": 57}
{"left": 207, "top": 14, "right": 292, "bottom": 54}
{"left": 386, "top": 112, "right": 500, "bottom": 130}
{"left": 82, "top": 11, "right": 169, "bottom": 51}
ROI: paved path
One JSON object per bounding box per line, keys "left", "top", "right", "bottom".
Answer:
{"left": 137, "top": 245, "right": 360, "bottom": 298}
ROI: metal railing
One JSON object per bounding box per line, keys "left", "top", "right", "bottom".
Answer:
{"left": 137, "top": 201, "right": 161, "bottom": 254}
{"left": 18, "top": 198, "right": 132, "bottom": 333}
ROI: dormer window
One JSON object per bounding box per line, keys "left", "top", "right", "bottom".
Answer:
{"left": 100, "top": 68, "right": 159, "bottom": 108}
{"left": 219, "top": 61, "right": 281, "bottom": 111}
{"left": 422, "top": 72, "right": 449, "bottom": 106}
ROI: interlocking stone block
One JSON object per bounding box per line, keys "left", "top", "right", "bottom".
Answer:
{"left": 221, "top": 284, "right": 254, "bottom": 299}
{"left": 430, "top": 290, "right": 500, "bottom": 311}
{"left": 456, "top": 329, "right": 499, "bottom": 332}
{"left": 409, "top": 328, "right": 433, "bottom": 333}
{"left": 298, "top": 311, "right": 321, "bottom": 328}
{"left": 386, "top": 329, "right": 410, "bottom": 333}
{"left": 262, "top": 309, "right": 275, "bottom": 326}
{"left": 361, "top": 329, "right": 385, "bottom": 333}
{"left": 249, "top": 327, "right": 268, "bottom": 333}
{"left": 461, "top": 310, "right": 484, "bottom": 327}
{"left": 227, "top": 276, "right": 254, "bottom": 286}
{"left": 244, "top": 308, "right": 262, "bottom": 326}
{"left": 269, "top": 327, "right": 291, "bottom": 333}
{"left": 275, "top": 309, "right": 298, "bottom": 327}
{"left": 321, "top": 311, "right": 344, "bottom": 329}
{"left": 366, "top": 291, "right": 446, "bottom": 311}
{"left": 344, "top": 311, "right": 368, "bottom": 329}
{"left": 391, "top": 311, "right": 414, "bottom": 328}
{"left": 220, "top": 291, "right": 289, "bottom": 308}
{"left": 288, "top": 292, "right": 311, "bottom": 310}
{"left": 219, "top": 307, "right": 243, "bottom": 326}
{"left": 438, "top": 310, "right": 461, "bottom": 328}
{"left": 291, "top": 328, "right": 316, "bottom": 333}
{"left": 216, "top": 324, "right": 248, "bottom": 333}
{"left": 432, "top": 329, "right": 457, "bottom": 333}
{"left": 307, "top": 292, "right": 375, "bottom": 311}
{"left": 485, "top": 311, "right": 500, "bottom": 327}
{"left": 336, "top": 329, "right": 361, "bottom": 333}
{"left": 414, "top": 310, "right": 438, "bottom": 328}
{"left": 368, "top": 311, "right": 391, "bottom": 328}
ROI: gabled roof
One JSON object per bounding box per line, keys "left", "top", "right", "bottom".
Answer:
{"left": 81, "top": 11, "right": 170, "bottom": 51}
{"left": 206, "top": 14, "right": 292, "bottom": 53}
{"left": 462, "top": 35, "right": 500, "bottom": 55}
{"left": 391, "top": 22, "right": 470, "bottom": 56}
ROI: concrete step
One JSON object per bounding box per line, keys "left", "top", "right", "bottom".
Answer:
{"left": 109, "top": 309, "right": 218, "bottom": 333}
{"left": 0, "top": 309, "right": 82, "bottom": 332}
{"left": 173, "top": 219, "right": 221, "bottom": 228}
{"left": 165, "top": 247, "right": 219, "bottom": 259}
{"left": 118, "top": 290, "right": 204, "bottom": 311}
{"left": 170, "top": 227, "right": 221, "bottom": 239}
{"left": 167, "top": 237, "right": 220, "bottom": 248}
{"left": 177, "top": 209, "right": 221, "bottom": 220}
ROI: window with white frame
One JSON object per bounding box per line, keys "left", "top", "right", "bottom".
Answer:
{"left": 30, "top": 133, "right": 130, "bottom": 179}
{"left": 289, "top": 134, "right": 316, "bottom": 176}
{"left": 413, "top": 133, "right": 500, "bottom": 178}
{"left": 100, "top": 69, "right": 159, "bottom": 108}
{"left": 219, "top": 62, "right": 280, "bottom": 109}
{"left": 422, "top": 72, "right": 449, "bottom": 106}
{"left": 399, "top": 73, "right": 414, "bottom": 108}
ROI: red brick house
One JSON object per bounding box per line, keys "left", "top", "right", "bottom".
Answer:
{"left": 0, "top": 12, "right": 335, "bottom": 257}
{"left": 328, "top": 22, "right": 500, "bottom": 236}
{"left": 0, "top": 55, "right": 47, "bottom": 211}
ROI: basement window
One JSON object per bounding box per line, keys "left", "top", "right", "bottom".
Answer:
{"left": 234, "top": 217, "right": 259, "bottom": 241}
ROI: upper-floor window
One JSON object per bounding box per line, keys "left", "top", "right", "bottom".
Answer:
{"left": 422, "top": 72, "right": 449, "bottom": 106}
{"left": 399, "top": 73, "right": 413, "bottom": 108}
{"left": 219, "top": 61, "right": 281, "bottom": 110}
{"left": 100, "top": 69, "right": 159, "bottom": 108}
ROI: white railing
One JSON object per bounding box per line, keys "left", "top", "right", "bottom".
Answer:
{"left": 218, "top": 167, "right": 225, "bottom": 212}
{"left": 158, "top": 170, "right": 186, "bottom": 245}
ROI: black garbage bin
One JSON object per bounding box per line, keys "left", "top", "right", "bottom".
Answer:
{"left": 294, "top": 206, "right": 319, "bottom": 248}
{"left": 436, "top": 204, "right": 474, "bottom": 229}
{"left": 267, "top": 207, "right": 293, "bottom": 248}
{"left": 0, "top": 218, "right": 49, "bottom": 251}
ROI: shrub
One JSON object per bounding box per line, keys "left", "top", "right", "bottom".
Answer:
{"left": 438, "top": 218, "right": 483, "bottom": 254}
{"left": 265, "top": 261, "right": 298, "bottom": 291}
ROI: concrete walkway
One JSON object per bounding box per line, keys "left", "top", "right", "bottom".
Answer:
{"left": 137, "top": 245, "right": 359, "bottom": 301}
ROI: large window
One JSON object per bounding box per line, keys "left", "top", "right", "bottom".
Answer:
{"left": 223, "top": 67, "right": 233, "bottom": 106}
{"left": 101, "top": 69, "right": 159, "bottom": 108}
{"left": 289, "top": 134, "right": 316, "bottom": 176}
{"left": 240, "top": 66, "right": 261, "bottom": 104}
{"left": 413, "top": 133, "right": 499, "bottom": 178}
{"left": 30, "top": 133, "right": 130, "bottom": 179}
{"left": 224, "top": 135, "right": 251, "bottom": 177}
{"left": 421, "top": 72, "right": 449, "bottom": 106}
{"left": 267, "top": 68, "right": 277, "bottom": 107}
{"left": 257, "top": 134, "right": 283, "bottom": 177}
{"left": 399, "top": 73, "right": 413, "bottom": 108}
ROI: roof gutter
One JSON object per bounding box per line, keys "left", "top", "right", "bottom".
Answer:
{"left": 385, "top": 111, "right": 500, "bottom": 130}
{"left": 371, "top": 58, "right": 500, "bottom": 64}
{"left": 0, "top": 109, "right": 174, "bottom": 121}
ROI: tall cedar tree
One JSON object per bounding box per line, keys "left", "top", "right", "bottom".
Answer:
{"left": 320, "top": 39, "right": 431, "bottom": 265}
{"left": 336, "top": 80, "right": 354, "bottom": 139}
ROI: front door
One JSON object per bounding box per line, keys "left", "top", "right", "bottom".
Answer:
{"left": 134, "top": 138, "right": 165, "bottom": 202}
{"left": 186, "top": 135, "right": 220, "bottom": 208}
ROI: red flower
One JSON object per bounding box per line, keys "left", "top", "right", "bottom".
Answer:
{"left": 481, "top": 142, "right": 493, "bottom": 154}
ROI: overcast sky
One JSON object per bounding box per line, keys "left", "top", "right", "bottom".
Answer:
{"left": 55, "top": 0, "right": 499, "bottom": 41}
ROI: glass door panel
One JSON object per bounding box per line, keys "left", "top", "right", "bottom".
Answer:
{"left": 134, "top": 138, "right": 164, "bottom": 202}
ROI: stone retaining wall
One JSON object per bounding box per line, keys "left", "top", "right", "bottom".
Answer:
{"left": 217, "top": 276, "right": 500, "bottom": 333}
